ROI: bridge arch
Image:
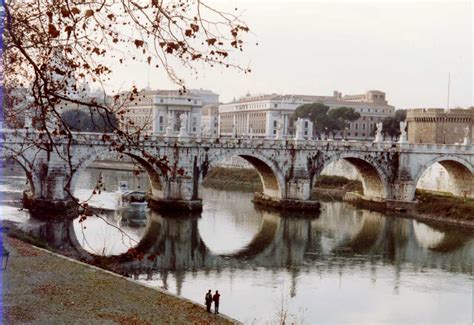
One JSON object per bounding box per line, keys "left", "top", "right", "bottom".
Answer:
{"left": 69, "top": 147, "right": 164, "bottom": 199}
{"left": 205, "top": 150, "right": 285, "bottom": 199}
{"left": 219, "top": 212, "right": 280, "bottom": 260}
{"left": 412, "top": 156, "right": 473, "bottom": 198}
{"left": 316, "top": 153, "right": 391, "bottom": 199}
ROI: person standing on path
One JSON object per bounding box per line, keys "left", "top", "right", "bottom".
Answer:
{"left": 213, "top": 290, "right": 220, "bottom": 314}
{"left": 205, "top": 290, "right": 212, "bottom": 312}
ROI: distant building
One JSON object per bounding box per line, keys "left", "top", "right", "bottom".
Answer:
{"left": 201, "top": 104, "right": 219, "bottom": 137}
{"left": 406, "top": 108, "right": 474, "bottom": 144}
{"left": 188, "top": 89, "right": 219, "bottom": 106}
{"left": 218, "top": 93, "right": 296, "bottom": 138}
{"left": 218, "top": 90, "right": 394, "bottom": 139}
{"left": 123, "top": 89, "right": 218, "bottom": 135}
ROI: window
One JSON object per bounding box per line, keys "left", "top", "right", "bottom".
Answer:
{"left": 305, "top": 121, "right": 308, "bottom": 128}
{"left": 159, "top": 116, "right": 164, "bottom": 124}
{"left": 362, "top": 124, "right": 366, "bottom": 130}
{"left": 355, "top": 123, "right": 359, "bottom": 130}
{"left": 274, "top": 104, "right": 278, "bottom": 108}
{"left": 273, "top": 120, "right": 277, "bottom": 127}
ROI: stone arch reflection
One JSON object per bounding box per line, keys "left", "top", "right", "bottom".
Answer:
{"left": 198, "top": 189, "right": 265, "bottom": 255}
{"left": 311, "top": 202, "right": 385, "bottom": 255}
{"left": 412, "top": 221, "right": 471, "bottom": 253}
{"left": 23, "top": 202, "right": 474, "bottom": 286}
{"left": 73, "top": 209, "right": 148, "bottom": 256}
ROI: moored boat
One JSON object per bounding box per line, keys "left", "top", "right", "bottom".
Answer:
{"left": 116, "top": 181, "right": 148, "bottom": 211}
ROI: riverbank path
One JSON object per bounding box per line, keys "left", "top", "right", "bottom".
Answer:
{"left": 1, "top": 236, "right": 237, "bottom": 324}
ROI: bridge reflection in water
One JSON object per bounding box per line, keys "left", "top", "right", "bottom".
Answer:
{"left": 2, "top": 162, "right": 473, "bottom": 323}
{"left": 34, "top": 196, "right": 474, "bottom": 280}
{"left": 19, "top": 188, "right": 474, "bottom": 323}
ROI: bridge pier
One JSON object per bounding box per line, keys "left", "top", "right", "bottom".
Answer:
{"left": 147, "top": 177, "right": 203, "bottom": 213}
{"left": 392, "top": 180, "right": 417, "bottom": 202}
{"left": 253, "top": 179, "right": 320, "bottom": 212}
{"left": 23, "top": 191, "right": 79, "bottom": 220}
{"left": 147, "top": 197, "right": 203, "bottom": 213}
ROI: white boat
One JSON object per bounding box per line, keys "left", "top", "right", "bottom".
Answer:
{"left": 116, "top": 181, "right": 148, "bottom": 211}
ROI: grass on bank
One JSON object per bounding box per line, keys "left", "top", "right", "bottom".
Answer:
{"left": 202, "top": 167, "right": 262, "bottom": 192}
{"left": 416, "top": 189, "right": 474, "bottom": 221}
{"left": 314, "top": 175, "right": 362, "bottom": 192}
{"left": 202, "top": 167, "right": 363, "bottom": 194}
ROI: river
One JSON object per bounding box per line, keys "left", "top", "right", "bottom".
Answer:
{"left": 1, "top": 165, "right": 473, "bottom": 324}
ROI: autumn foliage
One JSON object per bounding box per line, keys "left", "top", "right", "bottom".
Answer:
{"left": 2, "top": 0, "right": 250, "bottom": 219}
{"left": 2, "top": 1, "right": 249, "bottom": 165}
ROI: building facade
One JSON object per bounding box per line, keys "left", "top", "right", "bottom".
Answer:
{"left": 407, "top": 108, "right": 474, "bottom": 144}
{"left": 201, "top": 104, "right": 219, "bottom": 137}
{"left": 188, "top": 89, "right": 219, "bottom": 106}
{"left": 218, "top": 90, "right": 394, "bottom": 140}
{"left": 122, "top": 89, "right": 207, "bottom": 136}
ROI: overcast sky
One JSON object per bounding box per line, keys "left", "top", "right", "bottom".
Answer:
{"left": 111, "top": 0, "right": 472, "bottom": 109}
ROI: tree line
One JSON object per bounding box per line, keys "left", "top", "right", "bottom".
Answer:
{"left": 291, "top": 102, "right": 406, "bottom": 139}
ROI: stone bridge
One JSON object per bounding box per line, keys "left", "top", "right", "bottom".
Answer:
{"left": 1, "top": 130, "right": 473, "bottom": 217}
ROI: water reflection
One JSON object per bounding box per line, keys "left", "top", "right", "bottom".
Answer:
{"left": 26, "top": 197, "right": 474, "bottom": 276}
{"left": 21, "top": 198, "right": 474, "bottom": 323}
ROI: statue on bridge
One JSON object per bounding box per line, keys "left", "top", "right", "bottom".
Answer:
{"left": 165, "top": 111, "right": 174, "bottom": 136}
{"left": 275, "top": 117, "right": 283, "bottom": 140}
{"left": 374, "top": 122, "right": 383, "bottom": 143}
{"left": 294, "top": 118, "right": 304, "bottom": 141}
{"left": 398, "top": 121, "right": 407, "bottom": 144}
{"left": 463, "top": 126, "right": 471, "bottom": 145}
{"left": 179, "top": 112, "right": 188, "bottom": 138}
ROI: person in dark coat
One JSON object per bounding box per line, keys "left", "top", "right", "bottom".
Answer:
{"left": 205, "top": 289, "right": 212, "bottom": 312}
{"left": 213, "top": 290, "right": 221, "bottom": 314}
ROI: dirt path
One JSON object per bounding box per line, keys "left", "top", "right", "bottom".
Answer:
{"left": 2, "top": 236, "right": 238, "bottom": 324}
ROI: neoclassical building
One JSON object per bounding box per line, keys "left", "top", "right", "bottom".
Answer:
{"left": 407, "top": 108, "right": 474, "bottom": 144}
{"left": 218, "top": 90, "right": 394, "bottom": 139}
{"left": 122, "top": 89, "right": 206, "bottom": 136}
{"left": 201, "top": 104, "right": 219, "bottom": 137}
